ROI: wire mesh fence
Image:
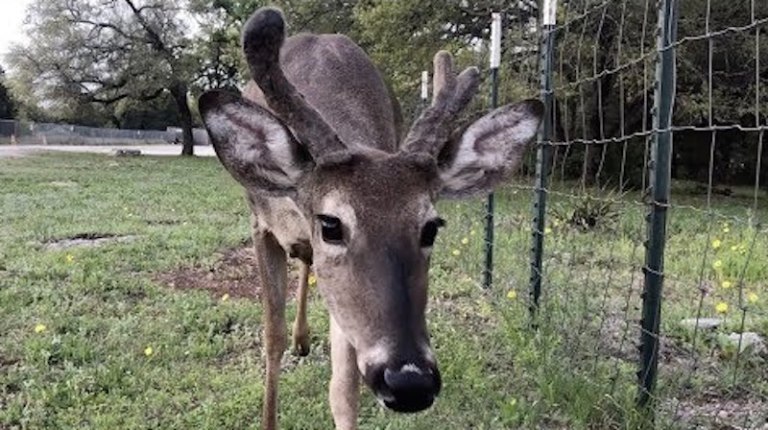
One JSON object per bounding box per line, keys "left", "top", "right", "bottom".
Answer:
{"left": 491, "top": 0, "right": 768, "bottom": 427}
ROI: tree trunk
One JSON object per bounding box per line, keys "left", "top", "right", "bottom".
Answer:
{"left": 170, "top": 82, "right": 194, "bottom": 156}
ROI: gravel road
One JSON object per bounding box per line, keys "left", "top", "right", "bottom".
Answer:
{"left": 0, "top": 144, "right": 216, "bottom": 158}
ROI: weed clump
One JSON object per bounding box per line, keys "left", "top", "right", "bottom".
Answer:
{"left": 554, "top": 189, "right": 625, "bottom": 231}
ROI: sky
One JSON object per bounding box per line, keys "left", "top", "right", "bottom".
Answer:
{"left": 0, "top": 0, "right": 34, "bottom": 60}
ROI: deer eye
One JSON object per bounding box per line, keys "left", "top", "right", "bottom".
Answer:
{"left": 420, "top": 218, "right": 445, "bottom": 248}
{"left": 317, "top": 215, "right": 344, "bottom": 244}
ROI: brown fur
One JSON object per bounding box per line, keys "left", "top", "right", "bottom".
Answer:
{"left": 197, "top": 7, "right": 543, "bottom": 430}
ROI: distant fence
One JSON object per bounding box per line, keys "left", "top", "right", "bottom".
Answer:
{"left": 0, "top": 119, "right": 209, "bottom": 146}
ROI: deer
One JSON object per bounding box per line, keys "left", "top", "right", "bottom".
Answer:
{"left": 197, "top": 7, "right": 543, "bottom": 430}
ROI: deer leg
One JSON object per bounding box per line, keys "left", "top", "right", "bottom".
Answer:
{"left": 253, "top": 227, "right": 288, "bottom": 430}
{"left": 329, "top": 317, "right": 360, "bottom": 430}
{"left": 291, "top": 261, "right": 311, "bottom": 356}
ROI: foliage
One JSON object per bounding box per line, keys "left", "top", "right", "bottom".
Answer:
{"left": 353, "top": 0, "right": 539, "bottom": 121}
{"left": 551, "top": 0, "right": 768, "bottom": 187}
{"left": 116, "top": 94, "right": 183, "bottom": 130}
{"left": 188, "top": 0, "right": 539, "bottom": 121}
{"left": 552, "top": 188, "right": 625, "bottom": 231}
{"left": 3, "top": 0, "right": 767, "bottom": 174}
{"left": 0, "top": 65, "right": 16, "bottom": 119}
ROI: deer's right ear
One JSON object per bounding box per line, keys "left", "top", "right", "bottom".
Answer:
{"left": 199, "top": 90, "right": 313, "bottom": 195}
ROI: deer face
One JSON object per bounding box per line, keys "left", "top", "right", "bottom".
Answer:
{"left": 305, "top": 152, "right": 442, "bottom": 411}
{"left": 199, "top": 91, "right": 542, "bottom": 411}
{"left": 198, "top": 7, "right": 543, "bottom": 414}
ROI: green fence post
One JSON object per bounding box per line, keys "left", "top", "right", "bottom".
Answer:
{"left": 483, "top": 12, "right": 502, "bottom": 289}
{"left": 529, "top": 0, "right": 556, "bottom": 320}
{"left": 638, "top": 0, "right": 679, "bottom": 413}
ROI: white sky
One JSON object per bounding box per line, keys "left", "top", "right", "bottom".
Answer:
{"left": 0, "top": 0, "right": 34, "bottom": 61}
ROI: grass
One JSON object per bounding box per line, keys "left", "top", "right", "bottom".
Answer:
{"left": 1, "top": 152, "right": 766, "bottom": 429}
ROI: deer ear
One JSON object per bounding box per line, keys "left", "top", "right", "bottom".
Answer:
{"left": 436, "top": 99, "right": 543, "bottom": 199}
{"left": 199, "top": 90, "right": 313, "bottom": 196}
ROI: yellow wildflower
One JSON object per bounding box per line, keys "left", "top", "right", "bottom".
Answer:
{"left": 308, "top": 274, "right": 317, "bottom": 287}
{"left": 544, "top": 227, "right": 553, "bottom": 234}
{"left": 712, "top": 260, "right": 723, "bottom": 270}
{"left": 715, "top": 302, "right": 729, "bottom": 314}
{"left": 452, "top": 249, "right": 461, "bottom": 256}
{"left": 144, "top": 346, "right": 154, "bottom": 356}
{"left": 34, "top": 323, "right": 46, "bottom": 333}
{"left": 730, "top": 245, "right": 738, "bottom": 251}
{"left": 506, "top": 290, "right": 517, "bottom": 300}
{"left": 221, "top": 293, "right": 230, "bottom": 302}
{"left": 722, "top": 226, "right": 730, "bottom": 233}
{"left": 461, "top": 237, "right": 469, "bottom": 245}
{"left": 747, "top": 292, "right": 758, "bottom": 304}
{"left": 469, "top": 229, "right": 477, "bottom": 236}
{"left": 65, "top": 254, "right": 74, "bottom": 263}
{"left": 721, "top": 280, "right": 732, "bottom": 289}
{"left": 711, "top": 239, "right": 721, "bottom": 249}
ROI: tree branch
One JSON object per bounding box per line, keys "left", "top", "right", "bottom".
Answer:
{"left": 123, "top": 0, "right": 168, "bottom": 54}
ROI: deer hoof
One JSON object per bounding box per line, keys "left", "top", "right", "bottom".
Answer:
{"left": 292, "top": 333, "right": 310, "bottom": 356}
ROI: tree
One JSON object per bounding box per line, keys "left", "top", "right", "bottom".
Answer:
{"left": 350, "top": 1, "right": 540, "bottom": 127}
{"left": 8, "top": 0, "right": 198, "bottom": 155}
{"left": 549, "top": 0, "right": 768, "bottom": 188}
{"left": 0, "top": 65, "right": 15, "bottom": 119}
{"left": 116, "top": 93, "right": 182, "bottom": 129}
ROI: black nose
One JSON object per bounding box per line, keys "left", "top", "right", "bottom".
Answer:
{"left": 374, "top": 364, "right": 441, "bottom": 413}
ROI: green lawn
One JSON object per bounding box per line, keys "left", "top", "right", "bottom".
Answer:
{"left": 1, "top": 153, "right": 766, "bottom": 429}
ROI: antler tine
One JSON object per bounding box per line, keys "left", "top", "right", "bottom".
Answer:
{"left": 447, "top": 67, "right": 481, "bottom": 116}
{"left": 242, "top": 8, "right": 346, "bottom": 158}
{"left": 403, "top": 51, "right": 481, "bottom": 155}
{"left": 431, "top": 51, "right": 455, "bottom": 106}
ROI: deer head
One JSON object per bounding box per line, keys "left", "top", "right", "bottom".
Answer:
{"left": 198, "top": 8, "right": 542, "bottom": 414}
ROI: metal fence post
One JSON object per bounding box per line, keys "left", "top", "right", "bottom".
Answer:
{"left": 529, "top": 0, "right": 556, "bottom": 318}
{"left": 638, "top": 0, "right": 678, "bottom": 412}
{"left": 483, "top": 12, "right": 502, "bottom": 289}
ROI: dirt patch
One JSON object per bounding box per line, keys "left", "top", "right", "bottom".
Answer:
{"left": 154, "top": 245, "right": 300, "bottom": 300}
{"left": 44, "top": 233, "right": 138, "bottom": 250}
{"left": 144, "top": 218, "right": 180, "bottom": 226}
{"left": 48, "top": 181, "right": 79, "bottom": 188}
{"left": 112, "top": 149, "right": 142, "bottom": 157}
{"left": 666, "top": 395, "right": 768, "bottom": 429}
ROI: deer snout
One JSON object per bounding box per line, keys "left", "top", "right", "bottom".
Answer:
{"left": 367, "top": 361, "right": 441, "bottom": 413}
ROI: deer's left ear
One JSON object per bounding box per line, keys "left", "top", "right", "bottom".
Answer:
{"left": 436, "top": 99, "right": 543, "bottom": 199}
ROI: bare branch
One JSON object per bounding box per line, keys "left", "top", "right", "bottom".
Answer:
{"left": 124, "top": 0, "right": 167, "bottom": 53}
